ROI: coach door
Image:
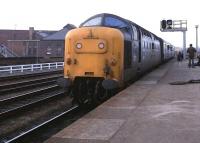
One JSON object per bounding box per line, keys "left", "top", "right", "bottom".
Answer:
{"left": 131, "top": 25, "right": 141, "bottom": 74}
{"left": 131, "top": 25, "right": 139, "bottom": 63}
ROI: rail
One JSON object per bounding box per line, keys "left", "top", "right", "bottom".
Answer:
{"left": 0, "top": 62, "right": 64, "bottom": 74}
{"left": 3, "top": 105, "right": 79, "bottom": 143}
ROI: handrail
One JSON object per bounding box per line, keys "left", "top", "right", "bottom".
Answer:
{"left": 0, "top": 62, "right": 64, "bottom": 74}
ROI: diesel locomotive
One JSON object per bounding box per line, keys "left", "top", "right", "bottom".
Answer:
{"left": 62, "top": 13, "right": 175, "bottom": 104}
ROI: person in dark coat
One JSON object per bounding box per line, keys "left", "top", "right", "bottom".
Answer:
{"left": 177, "top": 51, "right": 183, "bottom": 62}
{"left": 187, "top": 44, "right": 196, "bottom": 68}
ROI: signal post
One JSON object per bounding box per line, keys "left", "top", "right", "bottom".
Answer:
{"left": 160, "top": 20, "right": 187, "bottom": 59}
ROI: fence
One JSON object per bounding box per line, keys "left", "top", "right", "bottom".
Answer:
{"left": 0, "top": 62, "right": 64, "bottom": 74}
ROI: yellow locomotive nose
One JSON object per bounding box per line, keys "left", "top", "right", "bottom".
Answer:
{"left": 65, "top": 27, "right": 123, "bottom": 84}
{"left": 72, "top": 39, "right": 108, "bottom": 77}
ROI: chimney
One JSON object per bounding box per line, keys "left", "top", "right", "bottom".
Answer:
{"left": 29, "top": 27, "right": 34, "bottom": 40}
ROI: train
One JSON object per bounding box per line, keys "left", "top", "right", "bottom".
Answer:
{"left": 61, "top": 13, "right": 175, "bottom": 105}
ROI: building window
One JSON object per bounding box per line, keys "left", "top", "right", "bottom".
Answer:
{"left": 46, "top": 47, "right": 52, "bottom": 55}
{"left": 57, "top": 47, "right": 62, "bottom": 56}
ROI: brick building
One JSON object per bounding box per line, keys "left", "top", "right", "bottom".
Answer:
{"left": 37, "top": 24, "right": 76, "bottom": 58}
{"left": 0, "top": 24, "right": 75, "bottom": 58}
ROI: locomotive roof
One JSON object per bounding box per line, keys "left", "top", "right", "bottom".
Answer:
{"left": 80, "top": 13, "right": 161, "bottom": 41}
{"left": 80, "top": 13, "right": 128, "bottom": 27}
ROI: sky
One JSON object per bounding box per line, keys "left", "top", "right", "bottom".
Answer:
{"left": 0, "top": 0, "right": 199, "bottom": 49}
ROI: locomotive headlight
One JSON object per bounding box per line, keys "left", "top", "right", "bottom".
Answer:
{"left": 98, "top": 42, "right": 105, "bottom": 49}
{"left": 76, "top": 43, "right": 82, "bottom": 49}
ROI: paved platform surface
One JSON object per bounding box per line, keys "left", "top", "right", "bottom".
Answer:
{"left": 45, "top": 60, "right": 200, "bottom": 143}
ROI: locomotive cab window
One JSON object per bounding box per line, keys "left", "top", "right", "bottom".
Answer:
{"left": 104, "top": 17, "right": 128, "bottom": 29}
{"left": 82, "top": 17, "right": 102, "bottom": 27}
{"left": 104, "top": 16, "right": 132, "bottom": 41}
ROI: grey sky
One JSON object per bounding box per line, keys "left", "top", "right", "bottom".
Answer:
{"left": 0, "top": 0, "right": 199, "bottom": 48}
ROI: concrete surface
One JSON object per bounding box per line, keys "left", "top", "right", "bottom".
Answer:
{"left": 45, "top": 60, "right": 200, "bottom": 143}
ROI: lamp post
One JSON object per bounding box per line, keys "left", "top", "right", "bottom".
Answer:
{"left": 195, "top": 25, "right": 198, "bottom": 52}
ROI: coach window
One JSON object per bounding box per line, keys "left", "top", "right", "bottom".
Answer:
{"left": 167, "top": 45, "right": 170, "bottom": 50}
{"left": 82, "top": 17, "right": 102, "bottom": 27}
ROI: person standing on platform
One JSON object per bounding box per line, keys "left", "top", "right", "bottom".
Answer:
{"left": 187, "top": 44, "right": 196, "bottom": 68}
{"left": 177, "top": 51, "right": 183, "bottom": 62}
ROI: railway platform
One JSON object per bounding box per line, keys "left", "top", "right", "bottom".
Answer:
{"left": 45, "top": 60, "right": 200, "bottom": 143}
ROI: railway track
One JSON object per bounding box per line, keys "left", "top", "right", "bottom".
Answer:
{"left": 0, "top": 76, "right": 61, "bottom": 94}
{"left": 0, "top": 70, "right": 96, "bottom": 143}
{"left": 0, "top": 86, "right": 63, "bottom": 120}
{"left": 0, "top": 73, "right": 62, "bottom": 91}
{"left": 1, "top": 105, "right": 79, "bottom": 143}
{"left": 0, "top": 70, "right": 63, "bottom": 82}
{"left": 0, "top": 71, "right": 64, "bottom": 121}
{"left": 0, "top": 70, "right": 74, "bottom": 142}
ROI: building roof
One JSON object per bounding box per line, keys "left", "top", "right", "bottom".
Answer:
{"left": 44, "top": 24, "right": 76, "bottom": 40}
{"left": 36, "top": 31, "right": 57, "bottom": 39}
{"left": 0, "top": 29, "right": 57, "bottom": 46}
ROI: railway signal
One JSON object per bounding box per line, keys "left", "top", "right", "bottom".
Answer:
{"left": 160, "top": 19, "right": 187, "bottom": 59}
